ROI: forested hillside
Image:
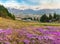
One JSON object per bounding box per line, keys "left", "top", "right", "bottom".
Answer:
{"left": 0, "top": 5, "right": 15, "bottom": 20}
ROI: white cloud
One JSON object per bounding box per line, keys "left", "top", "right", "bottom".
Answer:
{"left": 0, "top": 0, "right": 60, "bottom": 10}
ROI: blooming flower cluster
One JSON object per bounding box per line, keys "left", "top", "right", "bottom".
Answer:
{"left": 0, "top": 26, "right": 60, "bottom": 44}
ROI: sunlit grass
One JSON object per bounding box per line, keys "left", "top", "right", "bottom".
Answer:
{"left": 0, "top": 17, "right": 60, "bottom": 29}
{"left": 0, "top": 17, "right": 60, "bottom": 44}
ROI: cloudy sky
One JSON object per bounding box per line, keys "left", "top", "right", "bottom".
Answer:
{"left": 0, "top": 0, "right": 60, "bottom": 10}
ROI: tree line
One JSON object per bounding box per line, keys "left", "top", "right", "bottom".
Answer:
{"left": 0, "top": 5, "right": 15, "bottom": 20}
{"left": 23, "top": 13, "right": 60, "bottom": 22}
{"left": 40, "top": 13, "right": 60, "bottom": 22}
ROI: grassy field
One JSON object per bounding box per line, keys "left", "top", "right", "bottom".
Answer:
{"left": 0, "top": 17, "right": 60, "bottom": 44}
{"left": 0, "top": 17, "right": 60, "bottom": 29}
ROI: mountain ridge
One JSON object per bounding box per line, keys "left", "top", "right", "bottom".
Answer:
{"left": 7, "top": 7, "right": 60, "bottom": 15}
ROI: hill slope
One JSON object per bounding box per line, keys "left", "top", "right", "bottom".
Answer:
{"left": 0, "top": 17, "right": 60, "bottom": 29}
{"left": 0, "top": 5, "right": 15, "bottom": 20}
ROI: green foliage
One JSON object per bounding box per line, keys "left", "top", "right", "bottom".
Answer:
{"left": 53, "top": 13, "right": 57, "bottom": 19}
{"left": 7, "top": 13, "right": 15, "bottom": 20}
{"left": 49, "top": 13, "right": 53, "bottom": 20}
{"left": 40, "top": 14, "right": 48, "bottom": 22}
{"left": 0, "top": 5, "right": 15, "bottom": 20}
{"left": 27, "top": 17, "right": 32, "bottom": 20}
{"left": 12, "top": 15, "right": 15, "bottom": 20}
{"left": 40, "top": 13, "right": 60, "bottom": 22}
{"left": 22, "top": 17, "right": 32, "bottom": 21}
{"left": 55, "top": 15, "right": 60, "bottom": 21}
{"left": 53, "top": 13, "right": 60, "bottom": 21}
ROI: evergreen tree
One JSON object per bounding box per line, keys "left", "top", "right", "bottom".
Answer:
{"left": 53, "top": 13, "right": 57, "bottom": 19}
{"left": 40, "top": 14, "right": 48, "bottom": 22}
{"left": 56, "top": 15, "right": 60, "bottom": 21}
{"left": 49, "top": 14, "right": 52, "bottom": 20}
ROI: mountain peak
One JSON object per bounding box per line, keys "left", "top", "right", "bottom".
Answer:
{"left": 7, "top": 7, "right": 60, "bottom": 15}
